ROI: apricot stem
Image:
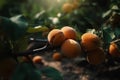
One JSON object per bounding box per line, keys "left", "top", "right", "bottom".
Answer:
{"left": 16, "top": 43, "right": 59, "bottom": 56}
{"left": 16, "top": 44, "right": 48, "bottom": 56}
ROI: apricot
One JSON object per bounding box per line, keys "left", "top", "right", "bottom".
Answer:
{"left": 109, "top": 42, "right": 120, "bottom": 57}
{"left": 47, "top": 29, "right": 66, "bottom": 47}
{"left": 32, "top": 55, "right": 43, "bottom": 63}
{"left": 61, "top": 39, "right": 81, "bottom": 58}
{"left": 0, "top": 58, "right": 16, "bottom": 78}
{"left": 72, "top": 0, "right": 79, "bottom": 9}
{"left": 81, "top": 33, "right": 101, "bottom": 51}
{"left": 87, "top": 48, "right": 105, "bottom": 65}
{"left": 61, "top": 26, "right": 77, "bottom": 40}
{"left": 62, "top": 3, "right": 74, "bottom": 13}
{"left": 52, "top": 52, "right": 62, "bottom": 61}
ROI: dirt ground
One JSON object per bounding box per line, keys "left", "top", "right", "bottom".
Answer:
{"left": 37, "top": 51, "right": 120, "bottom": 80}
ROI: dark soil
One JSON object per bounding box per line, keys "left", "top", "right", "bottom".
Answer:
{"left": 37, "top": 51, "right": 120, "bottom": 80}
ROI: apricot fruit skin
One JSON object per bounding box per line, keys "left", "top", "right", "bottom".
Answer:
{"left": 47, "top": 29, "right": 66, "bottom": 47}
{"left": 61, "top": 39, "right": 81, "bottom": 58}
{"left": 72, "top": 0, "right": 79, "bottom": 9}
{"left": 81, "top": 33, "right": 101, "bottom": 51}
{"left": 61, "top": 26, "right": 77, "bottom": 40}
{"left": 32, "top": 56, "right": 43, "bottom": 63}
{"left": 52, "top": 52, "right": 62, "bottom": 61}
{"left": 87, "top": 48, "right": 105, "bottom": 65}
{"left": 109, "top": 42, "right": 120, "bottom": 57}
{"left": 62, "top": 3, "right": 74, "bottom": 13}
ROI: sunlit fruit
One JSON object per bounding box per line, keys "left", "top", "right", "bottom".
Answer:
{"left": 0, "top": 58, "right": 16, "bottom": 78}
{"left": 32, "top": 55, "right": 43, "bottom": 63}
{"left": 72, "top": 0, "right": 79, "bottom": 9}
{"left": 61, "top": 39, "right": 81, "bottom": 58}
{"left": 61, "top": 26, "right": 77, "bottom": 40}
{"left": 87, "top": 48, "right": 105, "bottom": 65}
{"left": 52, "top": 52, "right": 62, "bottom": 61}
{"left": 62, "top": 3, "right": 74, "bottom": 13}
{"left": 81, "top": 33, "right": 101, "bottom": 51}
{"left": 47, "top": 29, "right": 66, "bottom": 47}
{"left": 109, "top": 42, "right": 120, "bottom": 57}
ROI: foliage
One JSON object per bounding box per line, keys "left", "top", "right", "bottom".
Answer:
{"left": 11, "top": 62, "right": 42, "bottom": 80}
{"left": 0, "top": 0, "right": 120, "bottom": 80}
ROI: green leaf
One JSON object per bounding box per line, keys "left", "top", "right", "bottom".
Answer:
{"left": 0, "top": 16, "right": 18, "bottom": 40}
{"left": 27, "top": 26, "right": 49, "bottom": 33}
{"left": 11, "top": 62, "right": 41, "bottom": 80}
{"left": 14, "top": 37, "right": 28, "bottom": 53}
{"left": 102, "top": 10, "right": 112, "bottom": 18}
{"left": 0, "top": 0, "right": 6, "bottom": 9}
{"left": 10, "top": 15, "right": 28, "bottom": 39}
{"left": 41, "top": 67, "right": 63, "bottom": 80}
{"left": 114, "top": 27, "right": 120, "bottom": 37}
{"left": 10, "top": 15, "right": 28, "bottom": 28}
{"left": 102, "top": 27, "right": 115, "bottom": 44}
{"left": 111, "top": 5, "right": 119, "bottom": 10}
{"left": 0, "top": 16, "right": 28, "bottom": 40}
{"left": 11, "top": 63, "right": 27, "bottom": 80}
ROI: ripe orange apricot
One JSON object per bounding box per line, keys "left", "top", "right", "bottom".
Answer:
{"left": 109, "top": 42, "right": 120, "bottom": 57}
{"left": 62, "top": 3, "right": 74, "bottom": 13}
{"left": 47, "top": 29, "right": 66, "bottom": 47}
{"left": 61, "top": 39, "right": 81, "bottom": 58}
{"left": 87, "top": 48, "right": 105, "bottom": 65}
{"left": 0, "top": 58, "right": 16, "bottom": 77}
{"left": 81, "top": 33, "right": 101, "bottom": 51}
{"left": 61, "top": 26, "right": 77, "bottom": 40}
{"left": 52, "top": 52, "right": 62, "bottom": 61}
{"left": 32, "top": 56, "right": 43, "bottom": 63}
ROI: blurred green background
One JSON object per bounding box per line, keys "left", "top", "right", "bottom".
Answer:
{"left": 0, "top": 0, "right": 120, "bottom": 53}
{"left": 0, "top": 0, "right": 120, "bottom": 30}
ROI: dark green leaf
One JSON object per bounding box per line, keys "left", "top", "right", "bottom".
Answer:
{"left": 102, "top": 10, "right": 112, "bottom": 18}
{"left": 27, "top": 26, "right": 48, "bottom": 33}
{"left": 11, "top": 62, "right": 41, "bottom": 80}
{"left": 10, "top": 15, "right": 28, "bottom": 39}
{"left": 0, "top": 16, "right": 28, "bottom": 40}
{"left": 14, "top": 37, "right": 28, "bottom": 52}
{"left": 102, "top": 27, "right": 115, "bottom": 44}
{"left": 0, "top": 0, "right": 6, "bottom": 9}
{"left": 0, "top": 16, "right": 18, "bottom": 40}
{"left": 10, "top": 15, "right": 28, "bottom": 28}
{"left": 11, "top": 63, "right": 27, "bottom": 80}
{"left": 114, "top": 27, "right": 120, "bottom": 38}
{"left": 41, "top": 67, "right": 63, "bottom": 80}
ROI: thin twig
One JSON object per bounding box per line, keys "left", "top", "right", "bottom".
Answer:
{"left": 111, "top": 39, "right": 120, "bottom": 43}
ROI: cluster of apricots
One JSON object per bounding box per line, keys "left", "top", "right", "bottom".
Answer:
{"left": 81, "top": 33, "right": 106, "bottom": 65}
{"left": 47, "top": 26, "right": 108, "bottom": 65}
{"left": 48, "top": 26, "right": 82, "bottom": 59}
{"left": 62, "top": 0, "right": 79, "bottom": 13}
